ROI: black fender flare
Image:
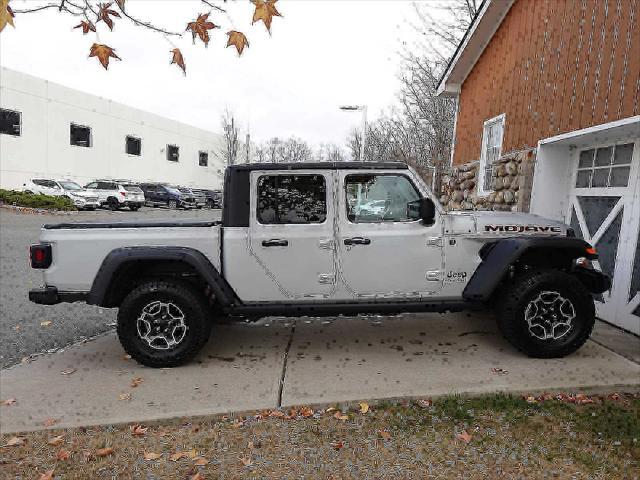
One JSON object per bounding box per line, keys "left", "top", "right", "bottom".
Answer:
{"left": 462, "top": 236, "right": 606, "bottom": 301}
{"left": 87, "top": 246, "right": 238, "bottom": 307}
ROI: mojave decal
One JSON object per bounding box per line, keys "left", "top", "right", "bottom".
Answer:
{"left": 484, "top": 225, "right": 562, "bottom": 234}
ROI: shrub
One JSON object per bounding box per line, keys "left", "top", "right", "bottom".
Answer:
{"left": 0, "top": 189, "right": 76, "bottom": 211}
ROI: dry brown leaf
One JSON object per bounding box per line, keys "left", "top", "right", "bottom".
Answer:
{"left": 2, "top": 398, "right": 16, "bottom": 406}
{"left": 325, "top": 407, "right": 336, "bottom": 413}
{"left": 170, "top": 451, "right": 191, "bottom": 461}
{"left": 96, "top": 447, "right": 114, "bottom": 457}
{"left": 239, "top": 456, "right": 253, "bottom": 467}
{"left": 193, "top": 457, "right": 208, "bottom": 466}
{"left": 417, "top": 398, "right": 432, "bottom": 408}
{"left": 43, "top": 418, "right": 59, "bottom": 427}
{"left": 74, "top": 20, "right": 96, "bottom": 34}
{"left": 97, "top": 2, "right": 121, "bottom": 31}
{"left": 57, "top": 449, "right": 71, "bottom": 461}
{"left": 300, "top": 406, "right": 314, "bottom": 418}
{"left": 40, "top": 320, "right": 52, "bottom": 327}
{"left": 269, "top": 410, "right": 286, "bottom": 418}
{"left": 251, "top": 0, "right": 282, "bottom": 33}
{"left": 0, "top": 0, "right": 15, "bottom": 33}
{"left": 191, "top": 473, "right": 205, "bottom": 480}
{"left": 47, "top": 435, "right": 65, "bottom": 446}
{"left": 333, "top": 411, "right": 348, "bottom": 421}
{"left": 39, "top": 470, "right": 54, "bottom": 480}
{"left": 186, "top": 12, "right": 218, "bottom": 46}
{"left": 378, "top": 430, "right": 391, "bottom": 440}
{"left": 524, "top": 395, "right": 538, "bottom": 404}
{"left": 130, "top": 377, "right": 143, "bottom": 388}
{"left": 143, "top": 452, "right": 162, "bottom": 460}
{"left": 331, "top": 440, "right": 344, "bottom": 450}
{"left": 4, "top": 436, "right": 24, "bottom": 447}
{"left": 226, "top": 31, "right": 249, "bottom": 56}
{"left": 89, "top": 43, "right": 121, "bottom": 70}
{"left": 359, "top": 402, "right": 369, "bottom": 414}
{"left": 118, "top": 392, "right": 131, "bottom": 401}
{"left": 170, "top": 48, "right": 186, "bottom": 75}
{"left": 61, "top": 368, "right": 76, "bottom": 375}
{"left": 131, "top": 424, "right": 148, "bottom": 436}
{"left": 456, "top": 430, "right": 473, "bottom": 443}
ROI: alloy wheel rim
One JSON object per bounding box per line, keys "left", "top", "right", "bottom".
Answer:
{"left": 136, "top": 300, "right": 188, "bottom": 350}
{"left": 524, "top": 290, "right": 576, "bottom": 341}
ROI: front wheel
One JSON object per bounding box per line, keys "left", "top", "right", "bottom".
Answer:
{"left": 168, "top": 199, "right": 178, "bottom": 209}
{"left": 496, "top": 269, "right": 595, "bottom": 358}
{"left": 117, "top": 280, "right": 212, "bottom": 368}
{"left": 130, "top": 205, "right": 140, "bottom": 211}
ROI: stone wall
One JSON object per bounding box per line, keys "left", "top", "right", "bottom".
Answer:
{"left": 439, "top": 149, "right": 536, "bottom": 212}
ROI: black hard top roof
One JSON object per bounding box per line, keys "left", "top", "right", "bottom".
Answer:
{"left": 227, "top": 162, "right": 408, "bottom": 171}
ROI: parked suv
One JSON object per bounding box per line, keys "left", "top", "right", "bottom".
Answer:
{"left": 187, "top": 188, "right": 208, "bottom": 209}
{"left": 139, "top": 183, "right": 195, "bottom": 209}
{"left": 84, "top": 180, "right": 145, "bottom": 211}
{"left": 193, "top": 188, "right": 222, "bottom": 209}
{"left": 22, "top": 178, "right": 100, "bottom": 210}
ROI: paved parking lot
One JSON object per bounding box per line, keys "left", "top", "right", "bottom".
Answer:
{"left": 0, "top": 206, "right": 220, "bottom": 368}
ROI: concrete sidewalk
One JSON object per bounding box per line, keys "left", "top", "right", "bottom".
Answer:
{"left": 2, "top": 313, "right": 639, "bottom": 433}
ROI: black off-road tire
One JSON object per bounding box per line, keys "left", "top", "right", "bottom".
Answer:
{"left": 107, "top": 197, "right": 120, "bottom": 211}
{"left": 117, "top": 280, "right": 212, "bottom": 368}
{"left": 496, "top": 269, "right": 595, "bottom": 358}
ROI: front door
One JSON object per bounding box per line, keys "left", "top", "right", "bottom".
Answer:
{"left": 246, "top": 170, "right": 336, "bottom": 300}
{"left": 567, "top": 140, "right": 640, "bottom": 334}
{"left": 335, "top": 170, "right": 444, "bottom": 299}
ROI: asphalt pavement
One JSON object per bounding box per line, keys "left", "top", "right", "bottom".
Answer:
{"left": 0, "top": 206, "right": 220, "bottom": 368}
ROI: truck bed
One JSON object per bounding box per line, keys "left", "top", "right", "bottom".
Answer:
{"left": 39, "top": 220, "right": 221, "bottom": 292}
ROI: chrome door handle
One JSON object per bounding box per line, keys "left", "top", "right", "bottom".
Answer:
{"left": 262, "top": 239, "right": 288, "bottom": 247}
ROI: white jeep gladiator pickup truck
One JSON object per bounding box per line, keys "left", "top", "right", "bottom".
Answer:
{"left": 29, "top": 162, "right": 610, "bottom": 368}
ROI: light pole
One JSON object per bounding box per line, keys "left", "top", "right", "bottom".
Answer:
{"left": 339, "top": 104, "right": 367, "bottom": 162}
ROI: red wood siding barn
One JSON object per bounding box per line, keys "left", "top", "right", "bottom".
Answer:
{"left": 452, "top": 0, "right": 640, "bottom": 166}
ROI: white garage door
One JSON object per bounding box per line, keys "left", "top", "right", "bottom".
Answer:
{"left": 567, "top": 140, "right": 640, "bottom": 335}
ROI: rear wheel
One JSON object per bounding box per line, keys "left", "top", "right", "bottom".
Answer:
{"left": 107, "top": 197, "right": 120, "bottom": 211}
{"left": 168, "top": 199, "right": 178, "bottom": 209}
{"left": 130, "top": 205, "right": 140, "bottom": 211}
{"left": 117, "top": 280, "right": 212, "bottom": 368}
{"left": 496, "top": 269, "right": 595, "bottom": 358}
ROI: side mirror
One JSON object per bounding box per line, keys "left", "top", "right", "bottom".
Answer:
{"left": 419, "top": 198, "right": 436, "bottom": 226}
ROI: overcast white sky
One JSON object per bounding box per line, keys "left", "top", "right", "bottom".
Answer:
{"left": 0, "top": 0, "right": 423, "bottom": 149}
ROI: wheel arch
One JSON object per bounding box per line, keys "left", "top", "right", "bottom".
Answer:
{"left": 463, "top": 237, "right": 603, "bottom": 302}
{"left": 87, "top": 247, "right": 238, "bottom": 308}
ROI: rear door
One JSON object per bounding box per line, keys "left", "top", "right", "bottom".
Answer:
{"left": 335, "top": 170, "right": 444, "bottom": 299}
{"left": 244, "top": 170, "right": 336, "bottom": 300}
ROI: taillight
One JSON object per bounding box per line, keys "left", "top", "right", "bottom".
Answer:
{"left": 120, "top": 191, "right": 126, "bottom": 196}
{"left": 30, "top": 244, "right": 52, "bottom": 269}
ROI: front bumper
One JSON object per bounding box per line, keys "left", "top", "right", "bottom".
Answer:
{"left": 573, "top": 267, "right": 612, "bottom": 294}
{"left": 29, "top": 287, "right": 87, "bottom": 305}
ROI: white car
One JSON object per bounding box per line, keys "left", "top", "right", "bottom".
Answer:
{"left": 22, "top": 179, "right": 100, "bottom": 210}
{"left": 83, "top": 180, "right": 145, "bottom": 211}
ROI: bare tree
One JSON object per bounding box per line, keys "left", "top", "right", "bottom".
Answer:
{"left": 316, "top": 143, "right": 346, "bottom": 162}
{"left": 219, "top": 109, "right": 239, "bottom": 166}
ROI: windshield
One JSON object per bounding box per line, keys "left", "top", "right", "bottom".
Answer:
{"left": 58, "top": 181, "right": 83, "bottom": 190}
{"left": 165, "top": 186, "right": 182, "bottom": 195}
{"left": 123, "top": 185, "right": 143, "bottom": 193}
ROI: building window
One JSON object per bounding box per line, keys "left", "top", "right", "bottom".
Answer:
{"left": 199, "top": 151, "right": 209, "bottom": 167}
{"left": 0, "top": 109, "right": 21, "bottom": 136}
{"left": 167, "top": 144, "right": 179, "bottom": 162}
{"left": 126, "top": 135, "right": 141, "bottom": 156}
{"left": 257, "top": 174, "right": 327, "bottom": 224}
{"left": 575, "top": 143, "right": 634, "bottom": 189}
{"left": 478, "top": 114, "right": 505, "bottom": 195}
{"left": 70, "top": 123, "right": 92, "bottom": 147}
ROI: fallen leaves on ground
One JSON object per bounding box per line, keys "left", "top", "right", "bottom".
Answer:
{"left": 456, "top": 430, "right": 473, "bottom": 443}
{"left": 226, "top": 31, "right": 249, "bottom": 55}
{"left": 239, "top": 455, "right": 253, "bottom": 467}
{"left": 47, "top": 435, "right": 65, "bottom": 446}
{"left": 491, "top": 367, "right": 509, "bottom": 375}
{"left": 170, "top": 450, "right": 196, "bottom": 461}
{"left": 40, "top": 320, "right": 52, "bottom": 327}
{"left": 130, "top": 377, "right": 143, "bottom": 388}
{"left": 191, "top": 473, "right": 205, "bottom": 480}
{"left": 97, "top": 2, "right": 121, "bottom": 31}
{"left": 331, "top": 440, "right": 344, "bottom": 450}
{"left": 251, "top": 0, "right": 282, "bottom": 33}
{"left": 60, "top": 368, "right": 76, "bottom": 375}
{"left": 170, "top": 48, "right": 186, "bottom": 75}
{"left": 143, "top": 452, "right": 162, "bottom": 461}
{"left": 522, "top": 392, "right": 595, "bottom": 405}
{"left": 118, "top": 392, "right": 131, "bottom": 401}
{"left": 417, "top": 398, "right": 432, "bottom": 408}
{"left": 333, "top": 411, "right": 348, "bottom": 421}
{"left": 74, "top": 20, "right": 96, "bottom": 34}
{"left": 95, "top": 447, "right": 114, "bottom": 457}
{"left": 43, "top": 418, "right": 58, "bottom": 427}
{"left": 299, "top": 406, "right": 314, "bottom": 418}
{"left": 38, "top": 470, "right": 54, "bottom": 480}
{"left": 56, "top": 449, "right": 71, "bottom": 461}
{"left": 89, "top": 43, "right": 121, "bottom": 70}
{"left": 2, "top": 398, "right": 16, "bottom": 406}
{"left": 131, "top": 424, "right": 148, "bottom": 436}
{"left": 193, "top": 456, "right": 208, "bottom": 465}
{"left": 378, "top": 430, "right": 391, "bottom": 440}
{"left": 359, "top": 402, "right": 370, "bottom": 414}
{"left": 186, "top": 13, "right": 218, "bottom": 46}
{"left": 0, "top": 0, "right": 14, "bottom": 33}
{"left": 4, "top": 436, "right": 24, "bottom": 447}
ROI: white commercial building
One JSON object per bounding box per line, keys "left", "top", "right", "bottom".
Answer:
{"left": 0, "top": 67, "right": 225, "bottom": 190}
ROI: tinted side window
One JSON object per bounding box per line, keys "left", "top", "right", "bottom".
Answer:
{"left": 345, "top": 174, "right": 421, "bottom": 223}
{"left": 257, "top": 174, "right": 326, "bottom": 224}
{"left": 85, "top": 182, "right": 98, "bottom": 189}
